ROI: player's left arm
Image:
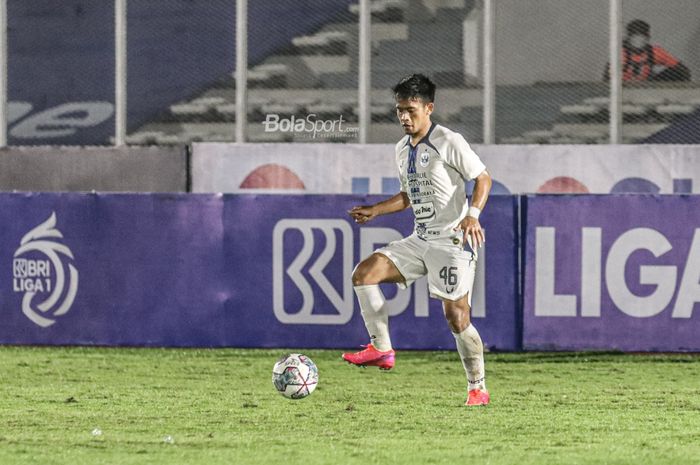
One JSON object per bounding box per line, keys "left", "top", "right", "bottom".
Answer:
{"left": 459, "top": 170, "right": 491, "bottom": 249}
{"left": 445, "top": 133, "right": 492, "bottom": 249}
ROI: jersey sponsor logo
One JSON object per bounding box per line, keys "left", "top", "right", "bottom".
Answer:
{"left": 412, "top": 201, "right": 435, "bottom": 221}
{"left": 12, "top": 212, "right": 79, "bottom": 327}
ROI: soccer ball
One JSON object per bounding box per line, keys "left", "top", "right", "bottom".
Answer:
{"left": 272, "top": 353, "right": 319, "bottom": 399}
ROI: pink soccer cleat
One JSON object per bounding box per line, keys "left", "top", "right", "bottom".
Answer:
{"left": 342, "top": 344, "right": 395, "bottom": 370}
{"left": 465, "top": 389, "right": 490, "bottom": 406}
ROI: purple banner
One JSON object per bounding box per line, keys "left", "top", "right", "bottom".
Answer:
{"left": 523, "top": 195, "right": 700, "bottom": 351}
{"left": 223, "top": 195, "right": 519, "bottom": 350}
{"left": 0, "top": 193, "right": 227, "bottom": 346}
{"left": 0, "top": 193, "right": 519, "bottom": 350}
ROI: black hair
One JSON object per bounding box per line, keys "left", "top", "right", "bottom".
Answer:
{"left": 392, "top": 74, "right": 436, "bottom": 103}
{"left": 627, "top": 19, "right": 650, "bottom": 37}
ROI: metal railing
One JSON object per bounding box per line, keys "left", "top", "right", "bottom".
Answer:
{"left": 0, "top": 0, "right": 696, "bottom": 147}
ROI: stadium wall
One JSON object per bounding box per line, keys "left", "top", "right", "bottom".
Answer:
{"left": 192, "top": 143, "right": 700, "bottom": 195}
{"left": 0, "top": 146, "right": 187, "bottom": 192}
{"left": 523, "top": 195, "right": 700, "bottom": 351}
{"left": 1, "top": 192, "right": 698, "bottom": 351}
{"left": 0, "top": 193, "right": 518, "bottom": 350}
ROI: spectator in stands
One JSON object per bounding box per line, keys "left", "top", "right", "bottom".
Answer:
{"left": 604, "top": 19, "right": 690, "bottom": 82}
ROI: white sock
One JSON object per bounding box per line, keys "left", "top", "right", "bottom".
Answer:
{"left": 452, "top": 324, "right": 486, "bottom": 391}
{"left": 354, "top": 284, "right": 392, "bottom": 351}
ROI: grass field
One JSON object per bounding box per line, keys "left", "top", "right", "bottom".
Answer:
{"left": 1, "top": 347, "right": 700, "bottom": 465}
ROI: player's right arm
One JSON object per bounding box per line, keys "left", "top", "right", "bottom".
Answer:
{"left": 348, "top": 192, "right": 410, "bottom": 224}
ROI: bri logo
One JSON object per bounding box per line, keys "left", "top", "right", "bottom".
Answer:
{"left": 273, "top": 219, "right": 354, "bottom": 324}
{"left": 272, "top": 218, "right": 486, "bottom": 325}
{"left": 13, "top": 212, "right": 79, "bottom": 327}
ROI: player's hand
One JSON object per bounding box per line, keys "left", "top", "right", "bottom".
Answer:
{"left": 348, "top": 205, "right": 376, "bottom": 224}
{"left": 459, "top": 215, "right": 485, "bottom": 250}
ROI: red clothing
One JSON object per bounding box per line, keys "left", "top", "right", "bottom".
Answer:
{"left": 622, "top": 44, "right": 679, "bottom": 81}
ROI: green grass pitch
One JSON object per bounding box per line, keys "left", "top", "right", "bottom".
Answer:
{"left": 1, "top": 347, "right": 699, "bottom": 465}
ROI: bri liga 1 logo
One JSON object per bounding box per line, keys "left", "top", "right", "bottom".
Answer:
{"left": 12, "top": 212, "right": 79, "bottom": 327}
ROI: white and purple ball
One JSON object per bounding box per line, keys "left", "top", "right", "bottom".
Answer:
{"left": 272, "top": 353, "right": 319, "bottom": 399}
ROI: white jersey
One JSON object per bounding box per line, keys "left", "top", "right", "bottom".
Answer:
{"left": 395, "top": 122, "right": 486, "bottom": 241}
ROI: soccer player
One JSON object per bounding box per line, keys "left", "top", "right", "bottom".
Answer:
{"left": 342, "top": 74, "right": 493, "bottom": 406}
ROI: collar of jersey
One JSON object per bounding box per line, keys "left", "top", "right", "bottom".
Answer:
{"left": 404, "top": 121, "right": 437, "bottom": 150}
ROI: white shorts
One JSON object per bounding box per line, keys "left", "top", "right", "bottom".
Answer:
{"left": 375, "top": 233, "right": 478, "bottom": 302}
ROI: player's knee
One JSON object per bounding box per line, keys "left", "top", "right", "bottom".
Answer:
{"left": 447, "top": 313, "right": 471, "bottom": 333}
{"left": 443, "top": 300, "right": 471, "bottom": 333}
{"left": 352, "top": 261, "right": 373, "bottom": 286}
{"left": 353, "top": 253, "right": 388, "bottom": 286}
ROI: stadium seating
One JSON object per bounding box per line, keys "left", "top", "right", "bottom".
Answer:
{"left": 126, "top": 0, "right": 700, "bottom": 145}
{"left": 128, "top": 0, "right": 479, "bottom": 144}
{"left": 510, "top": 83, "right": 700, "bottom": 144}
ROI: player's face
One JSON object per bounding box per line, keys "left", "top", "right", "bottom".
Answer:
{"left": 396, "top": 98, "right": 433, "bottom": 137}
